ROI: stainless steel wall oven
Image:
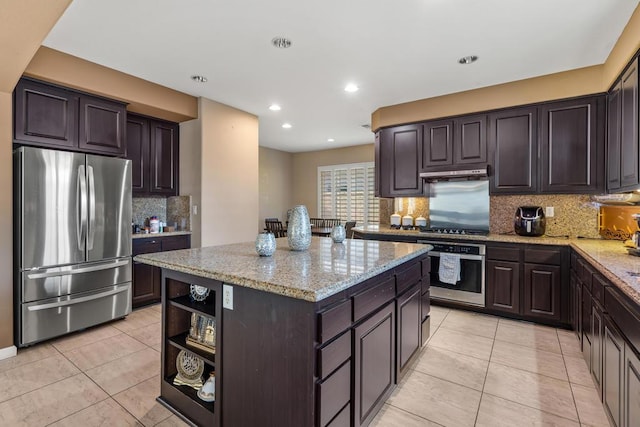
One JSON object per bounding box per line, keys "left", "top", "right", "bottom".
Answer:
{"left": 418, "top": 240, "right": 485, "bottom": 307}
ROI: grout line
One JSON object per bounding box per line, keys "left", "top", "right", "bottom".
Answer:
{"left": 481, "top": 389, "right": 582, "bottom": 424}
{"left": 383, "top": 403, "right": 446, "bottom": 426}
{"left": 474, "top": 323, "right": 497, "bottom": 426}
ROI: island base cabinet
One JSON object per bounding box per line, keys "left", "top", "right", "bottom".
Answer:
{"left": 396, "top": 285, "right": 421, "bottom": 381}
{"left": 354, "top": 302, "right": 396, "bottom": 427}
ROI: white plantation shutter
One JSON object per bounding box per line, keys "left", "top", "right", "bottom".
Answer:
{"left": 317, "top": 162, "right": 379, "bottom": 224}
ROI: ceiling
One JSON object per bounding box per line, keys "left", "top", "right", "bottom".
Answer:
{"left": 43, "top": 0, "right": 639, "bottom": 153}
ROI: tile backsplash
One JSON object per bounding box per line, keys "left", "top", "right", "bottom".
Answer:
{"left": 379, "top": 194, "right": 600, "bottom": 238}
{"left": 133, "top": 195, "right": 191, "bottom": 230}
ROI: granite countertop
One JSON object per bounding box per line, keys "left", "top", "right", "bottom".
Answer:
{"left": 135, "top": 237, "right": 431, "bottom": 302}
{"left": 132, "top": 231, "right": 192, "bottom": 239}
{"left": 354, "top": 225, "right": 640, "bottom": 306}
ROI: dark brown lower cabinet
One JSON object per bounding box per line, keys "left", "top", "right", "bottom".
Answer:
{"left": 623, "top": 346, "right": 640, "bottom": 427}
{"left": 396, "top": 284, "right": 421, "bottom": 381}
{"left": 582, "top": 287, "right": 593, "bottom": 368}
{"left": 486, "top": 260, "right": 520, "bottom": 314}
{"left": 132, "top": 262, "right": 159, "bottom": 307}
{"left": 591, "top": 301, "right": 604, "bottom": 396}
{"left": 571, "top": 271, "right": 582, "bottom": 343}
{"left": 523, "top": 263, "right": 561, "bottom": 322}
{"left": 354, "top": 302, "right": 396, "bottom": 427}
{"left": 603, "top": 315, "right": 624, "bottom": 427}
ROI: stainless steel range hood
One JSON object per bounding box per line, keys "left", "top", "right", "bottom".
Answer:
{"left": 419, "top": 167, "right": 489, "bottom": 182}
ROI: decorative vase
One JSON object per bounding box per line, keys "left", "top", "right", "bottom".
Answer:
{"left": 330, "top": 225, "right": 346, "bottom": 243}
{"left": 287, "top": 205, "right": 311, "bottom": 251}
{"left": 255, "top": 232, "right": 276, "bottom": 256}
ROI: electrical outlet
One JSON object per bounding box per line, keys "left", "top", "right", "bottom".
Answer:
{"left": 223, "top": 284, "right": 233, "bottom": 310}
{"left": 546, "top": 206, "right": 555, "bottom": 218}
{"left": 193, "top": 205, "right": 198, "bottom": 215}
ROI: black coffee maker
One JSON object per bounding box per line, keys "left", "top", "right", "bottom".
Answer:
{"left": 514, "top": 206, "right": 546, "bottom": 236}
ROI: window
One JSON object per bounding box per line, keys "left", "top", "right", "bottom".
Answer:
{"left": 318, "top": 162, "right": 379, "bottom": 224}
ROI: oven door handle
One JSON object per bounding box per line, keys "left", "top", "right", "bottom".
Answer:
{"left": 428, "top": 252, "right": 485, "bottom": 261}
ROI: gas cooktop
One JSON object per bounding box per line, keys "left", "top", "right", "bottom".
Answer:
{"left": 418, "top": 227, "right": 489, "bottom": 236}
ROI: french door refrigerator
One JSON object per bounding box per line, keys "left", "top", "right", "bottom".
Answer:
{"left": 14, "top": 146, "right": 132, "bottom": 347}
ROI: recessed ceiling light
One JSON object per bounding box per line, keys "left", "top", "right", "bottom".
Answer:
{"left": 344, "top": 83, "right": 359, "bottom": 93}
{"left": 191, "top": 75, "right": 208, "bottom": 83}
{"left": 269, "top": 104, "right": 281, "bottom": 111}
{"left": 272, "top": 37, "right": 292, "bottom": 49}
{"left": 361, "top": 124, "right": 371, "bottom": 129}
{"left": 458, "top": 55, "right": 478, "bottom": 65}
{"left": 282, "top": 123, "right": 292, "bottom": 129}
{"left": 327, "top": 138, "right": 335, "bottom": 142}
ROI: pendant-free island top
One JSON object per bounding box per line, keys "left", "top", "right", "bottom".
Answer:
{"left": 134, "top": 236, "right": 431, "bottom": 302}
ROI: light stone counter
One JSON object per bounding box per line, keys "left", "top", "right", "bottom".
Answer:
{"left": 354, "top": 225, "right": 640, "bottom": 305}
{"left": 135, "top": 237, "right": 431, "bottom": 302}
{"left": 132, "top": 231, "right": 192, "bottom": 239}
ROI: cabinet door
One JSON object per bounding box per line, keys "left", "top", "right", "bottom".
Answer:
{"left": 486, "top": 260, "right": 521, "bottom": 314}
{"left": 150, "top": 120, "right": 180, "bottom": 195}
{"left": 540, "top": 96, "right": 603, "bottom": 194}
{"left": 608, "top": 82, "right": 622, "bottom": 191}
{"left": 454, "top": 115, "right": 487, "bottom": 165}
{"left": 126, "top": 115, "right": 150, "bottom": 194}
{"left": 379, "top": 125, "right": 423, "bottom": 196}
{"left": 591, "top": 301, "right": 604, "bottom": 398}
{"left": 523, "top": 263, "right": 561, "bottom": 322}
{"left": 583, "top": 287, "right": 593, "bottom": 368}
{"left": 603, "top": 316, "right": 624, "bottom": 427}
{"left": 488, "top": 107, "right": 538, "bottom": 194}
{"left": 14, "top": 78, "right": 78, "bottom": 149}
{"left": 570, "top": 271, "right": 582, "bottom": 344}
{"left": 624, "top": 345, "right": 640, "bottom": 427}
{"left": 78, "top": 96, "right": 126, "bottom": 156}
{"left": 620, "top": 59, "right": 639, "bottom": 189}
{"left": 374, "top": 131, "right": 381, "bottom": 197}
{"left": 422, "top": 120, "right": 453, "bottom": 168}
{"left": 354, "top": 302, "right": 395, "bottom": 427}
{"left": 396, "top": 285, "right": 421, "bottom": 381}
{"left": 132, "top": 262, "right": 160, "bottom": 307}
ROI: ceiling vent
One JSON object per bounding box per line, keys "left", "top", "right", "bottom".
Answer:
{"left": 361, "top": 124, "right": 371, "bottom": 129}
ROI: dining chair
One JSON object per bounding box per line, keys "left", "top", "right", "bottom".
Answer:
{"left": 310, "top": 218, "right": 324, "bottom": 228}
{"left": 344, "top": 221, "right": 356, "bottom": 238}
{"left": 323, "top": 218, "right": 341, "bottom": 228}
{"left": 265, "top": 219, "right": 287, "bottom": 238}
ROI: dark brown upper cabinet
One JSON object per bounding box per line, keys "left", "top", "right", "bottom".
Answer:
{"left": 488, "top": 106, "right": 538, "bottom": 194}
{"left": 14, "top": 77, "right": 126, "bottom": 156}
{"left": 539, "top": 96, "right": 604, "bottom": 194}
{"left": 422, "top": 120, "right": 453, "bottom": 168}
{"left": 619, "top": 58, "right": 638, "bottom": 190}
{"left": 421, "top": 115, "right": 487, "bottom": 170}
{"left": 126, "top": 113, "right": 179, "bottom": 197}
{"left": 378, "top": 124, "right": 423, "bottom": 197}
{"left": 607, "top": 80, "right": 622, "bottom": 191}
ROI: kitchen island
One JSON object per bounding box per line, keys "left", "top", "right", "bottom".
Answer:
{"left": 136, "top": 237, "right": 431, "bottom": 427}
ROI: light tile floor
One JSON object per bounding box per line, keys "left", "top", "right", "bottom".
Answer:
{"left": 0, "top": 304, "right": 609, "bottom": 426}
{"left": 372, "top": 306, "right": 611, "bottom": 427}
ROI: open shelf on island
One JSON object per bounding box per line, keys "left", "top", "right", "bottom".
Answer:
{"left": 164, "top": 374, "right": 215, "bottom": 414}
{"left": 169, "top": 295, "right": 216, "bottom": 318}
{"left": 168, "top": 332, "right": 216, "bottom": 367}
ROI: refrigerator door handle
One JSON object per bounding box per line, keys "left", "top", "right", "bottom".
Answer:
{"left": 87, "top": 165, "right": 96, "bottom": 250}
{"left": 78, "top": 164, "right": 87, "bottom": 251}
{"left": 26, "top": 286, "right": 129, "bottom": 311}
{"left": 26, "top": 258, "right": 131, "bottom": 279}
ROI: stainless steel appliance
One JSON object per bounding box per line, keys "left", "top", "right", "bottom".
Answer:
{"left": 418, "top": 240, "right": 485, "bottom": 306}
{"left": 423, "top": 180, "right": 490, "bottom": 235}
{"left": 14, "top": 146, "right": 132, "bottom": 346}
{"left": 514, "top": 206, "right": 546, "bottom": 237}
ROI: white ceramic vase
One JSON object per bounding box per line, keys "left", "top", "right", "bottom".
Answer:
{"left": 287, "top": 205, "right": 311, "bottom": 251}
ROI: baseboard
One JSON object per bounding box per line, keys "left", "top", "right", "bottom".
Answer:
{"left": 0, "top": 345, "right": 17, "bottom": 361}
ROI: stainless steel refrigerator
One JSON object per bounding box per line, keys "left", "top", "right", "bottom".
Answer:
{"left": 14, "top": 146, "right": 132, "bottom": 347}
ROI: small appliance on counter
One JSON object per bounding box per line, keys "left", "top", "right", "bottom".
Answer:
{"left": 514, "top": 206, "right": 546, "bottom": 236}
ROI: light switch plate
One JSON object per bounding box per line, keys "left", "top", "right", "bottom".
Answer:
{"left": 223, "top": 284, "right": 233, "bottom": 310}
{"left": 546, "top": 206, "right": 555, "bottom": 217}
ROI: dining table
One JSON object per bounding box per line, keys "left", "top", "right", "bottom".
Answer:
{"left": 311, "top": 227, "right": 333, "bottom": 237}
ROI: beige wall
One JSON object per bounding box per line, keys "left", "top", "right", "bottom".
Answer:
{"left": 259, "top": 147, "right": 293, "bottom": 231}
{"left": 292, "top": 144, "right": 374, "bottom": 216}
{"left": 372, "top": 3, "right": 640, "bottom": 131}
{"left": 199, "top": 98, "right": 259, "bottom": 246}
{"left": 179, "top": 119, "right": 203, "bottom": 248}
{"left": 0, "top": 92, "right": 13, "bottom": 352}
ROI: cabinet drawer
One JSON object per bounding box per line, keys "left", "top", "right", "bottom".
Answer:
{"left": 132, "top": 239, "right": 162, "bottom": 255}
{"left": 161, "top": 235, "right": 190, "bottom": 251}
{"left": 326, "top": 403, "right": 350, "bottom": 427}
{"left": 353, "top": 276, "right": 395, "bottom": 322}
{"left": 318, "top": 299, "right": 352, "bottom": 344}
{"left": 421, "top": 290, "right": 430, "bottom": 321}
{"left": 576, "top": 258, "right": 593, "bottom": 290}
{"left": 396, "top": 262, "right": 421, "bottom": 295}
{"left": 524, "top": 248, "right": 561, "bottom": 265}
{"left": 317, "top": 331, "right": 351, "bottom": 379}
{"left": 317, "top": 361, "right": 351, "bottom": 427}
{"left": 592, "top": 274, "right": 607, "bottom": 306}
{"left": 487, "top": 246, "right": 520, "bottom": 262}
{"left": 605, "top": 287, "right": 640, "bottom": 353}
